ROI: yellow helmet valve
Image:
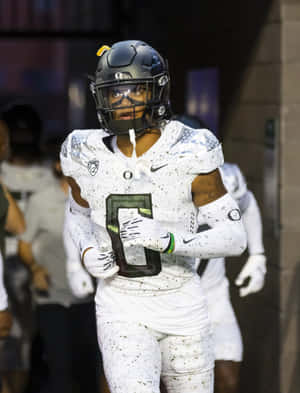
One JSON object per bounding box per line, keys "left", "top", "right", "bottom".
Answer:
{"left": 96, "top": 45, "right": 111, "bottom": 57}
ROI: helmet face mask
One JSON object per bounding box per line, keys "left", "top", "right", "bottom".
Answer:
{"left": 90, "top": 41, "right": 171, "bottom": 136}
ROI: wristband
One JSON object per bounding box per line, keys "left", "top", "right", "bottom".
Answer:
{"left": 163, "top": 233, "right": 175, "bottom": 254}
{"left": 80, "top": 246, "right": 94, "bottom": 266}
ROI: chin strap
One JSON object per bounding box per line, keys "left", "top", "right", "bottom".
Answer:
{"left": 129, "top": 129, "right": 137, "bottom": 160}
{"left": 129, "top": 128, "right": 151, "bottom": 180}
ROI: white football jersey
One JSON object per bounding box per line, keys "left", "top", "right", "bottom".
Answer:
{"left": 61, "top": 120, "right": 224, "bottom": 296}
{"left": 199, "top": 162, "right": 249, "bottom": 291}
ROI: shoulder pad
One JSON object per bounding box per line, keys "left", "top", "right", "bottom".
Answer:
{"left": 60, "top": 129, "right": 108, "bottom": 177}
{"left": 220, "top": 162, "right": 248, "bottom": 199}
{"left": 167, "top": 122, "right": 224, "bottom": 174}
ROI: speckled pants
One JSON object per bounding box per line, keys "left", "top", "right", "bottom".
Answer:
{"left": 204, "top": 278, "right": 243, "bottom": 362}
{"left": 97, "top": 320, "right": 214, "bottom": 393}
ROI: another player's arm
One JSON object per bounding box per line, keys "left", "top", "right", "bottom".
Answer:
{"left": 18, "top": 240, "right": 49, "bottom": 290}
{"left": 17, "top": 194, "right": 49, "bottom": 290}
{"left": 1, "top": 184, "right": 25, "bottom": 235}
{"left": 234, "top": 189, "right": 267, "bottom": 296}
{"left": 240, "top": 191, "right": 265, "bottom": 256}
{"left": 0, "top": 252, "right": 12, "bottom": 338}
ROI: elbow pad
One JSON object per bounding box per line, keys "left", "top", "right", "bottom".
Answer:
{"left": 173, "top": 193, "right": 247, "bottom": 258}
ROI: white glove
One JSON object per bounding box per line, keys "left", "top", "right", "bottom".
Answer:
{"left": 82, "top": 246, "right": 119, "bottom": 279}
{"left": 67, "top": 269, "right": 95, "bottom": 298}
{"left": 120, "top": 216, "right": 171, "bottom": 252}
{"left": 235, "top": 254, "right": 267, "bottom": 297}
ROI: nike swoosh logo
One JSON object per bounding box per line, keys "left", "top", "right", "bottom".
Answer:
{"left": 182, "top": 237, "right": 197, "bottom": 244}
{"left": 150, "top": 163, "right": 168, "bottom": 172}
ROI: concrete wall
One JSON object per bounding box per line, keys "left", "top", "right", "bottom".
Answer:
{"left": 220, "top": 2, "right": 281, "bottom": 392}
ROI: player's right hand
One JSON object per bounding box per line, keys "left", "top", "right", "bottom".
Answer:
{"left": 0, "top": 309, "right": 12, "bottom": 338}
{"left": 82, "top": 246, "right": 119, "bottom": 279}
{"left": 68, "top": 269, "right": 95, "bottom": 298}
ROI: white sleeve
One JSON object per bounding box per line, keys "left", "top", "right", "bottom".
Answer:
{"left": 64, "top": 192, "right": 98, "bottom": 257}
{"left": 173, "top": 193, "right": 247, "bottom": 258}
{"left": 0, "top": 252, "right": 8, "bottom": 311}
{"left": 63, "top": 208, "right": 95, "bottom": 298}
{"left": 242, "top": 191, "right": 265, "bottom": 255}
{"left": 63, "top": 202, "right": 84, "bottom": 273}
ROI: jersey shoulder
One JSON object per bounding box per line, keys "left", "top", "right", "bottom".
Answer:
{"left": 164, "top": 120, "right": 224, "bottom": 174}
{"left": 60, "top": 129, "right": 108, "bottom": 178}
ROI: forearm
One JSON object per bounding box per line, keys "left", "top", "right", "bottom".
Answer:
{"left": 242, "top": 191, "right": 264, "bottom": 255}
{"left": 63, "top": 217, "right": 86, "bottom": 274}
{"left": 65, "top": 194, "right": 98, "bottom": 256}
{"left": 18, "top": 240, "right": 40, "bottom": 273}
{"left": 172, "top": 193, "right": 247, "bottom": 258}
{"left": 4, "top": 188, "right": 25, "bottom": 235}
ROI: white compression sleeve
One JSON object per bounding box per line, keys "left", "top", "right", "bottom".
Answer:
{"left": 63, "top": 204, "right": 85, "bottom": 273}
{"left": 173, "top": 193, "right": 247, "bottom": 258}
{"left": 241, "top": 191, "right": 265, "bottom": 255}
{"left": 64, "top": 194, "right": 98, "bottom": 256}
{"left": 0, "top": 252, "right": 8, "bottom": 311}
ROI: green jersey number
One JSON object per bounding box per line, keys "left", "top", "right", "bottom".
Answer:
{"left": 106, "top": 194, "right": 162, "bottom": 278}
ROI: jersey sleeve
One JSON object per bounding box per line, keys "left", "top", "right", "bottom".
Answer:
{"left": 174, "top": 128, "right": 224, "bottom": 175}
{"left": 60, "top": 130, "right": 88, "bottom": 178}
{"left": 60, "top": 129, "right": 108, "bottom": 180}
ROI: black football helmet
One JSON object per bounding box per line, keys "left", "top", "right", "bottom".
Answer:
{"left": 90, "top": 40, "right": 171, "bottom": 135}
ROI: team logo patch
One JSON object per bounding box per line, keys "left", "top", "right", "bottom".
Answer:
{"left": 123, "top": 170, "right": 133, "bottom": 180}
{"left": 228, "top": 209, "right": 241, "bottom": 221}
{"left": 88, "top": 160, "right": 99, "bottom": 176}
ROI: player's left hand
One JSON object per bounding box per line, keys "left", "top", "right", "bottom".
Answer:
{"left": 235, "top": 254, "right": 267, "bottom": 297}
{"left": 120, "top": 216, "right": 171, "bottom": 252}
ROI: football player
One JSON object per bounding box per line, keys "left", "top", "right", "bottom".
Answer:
{"left": 61, "top": 40, "right": 247, "bottom": 393}
{"left": 174, "top": 114, "right": 266, "bottom": 393}
{"left": 198, "top": 162, "right": 266, "bottom": 393}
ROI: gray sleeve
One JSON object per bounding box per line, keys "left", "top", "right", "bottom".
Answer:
{"left": 19, "top": 195, "right": 41, "bottom": 243}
